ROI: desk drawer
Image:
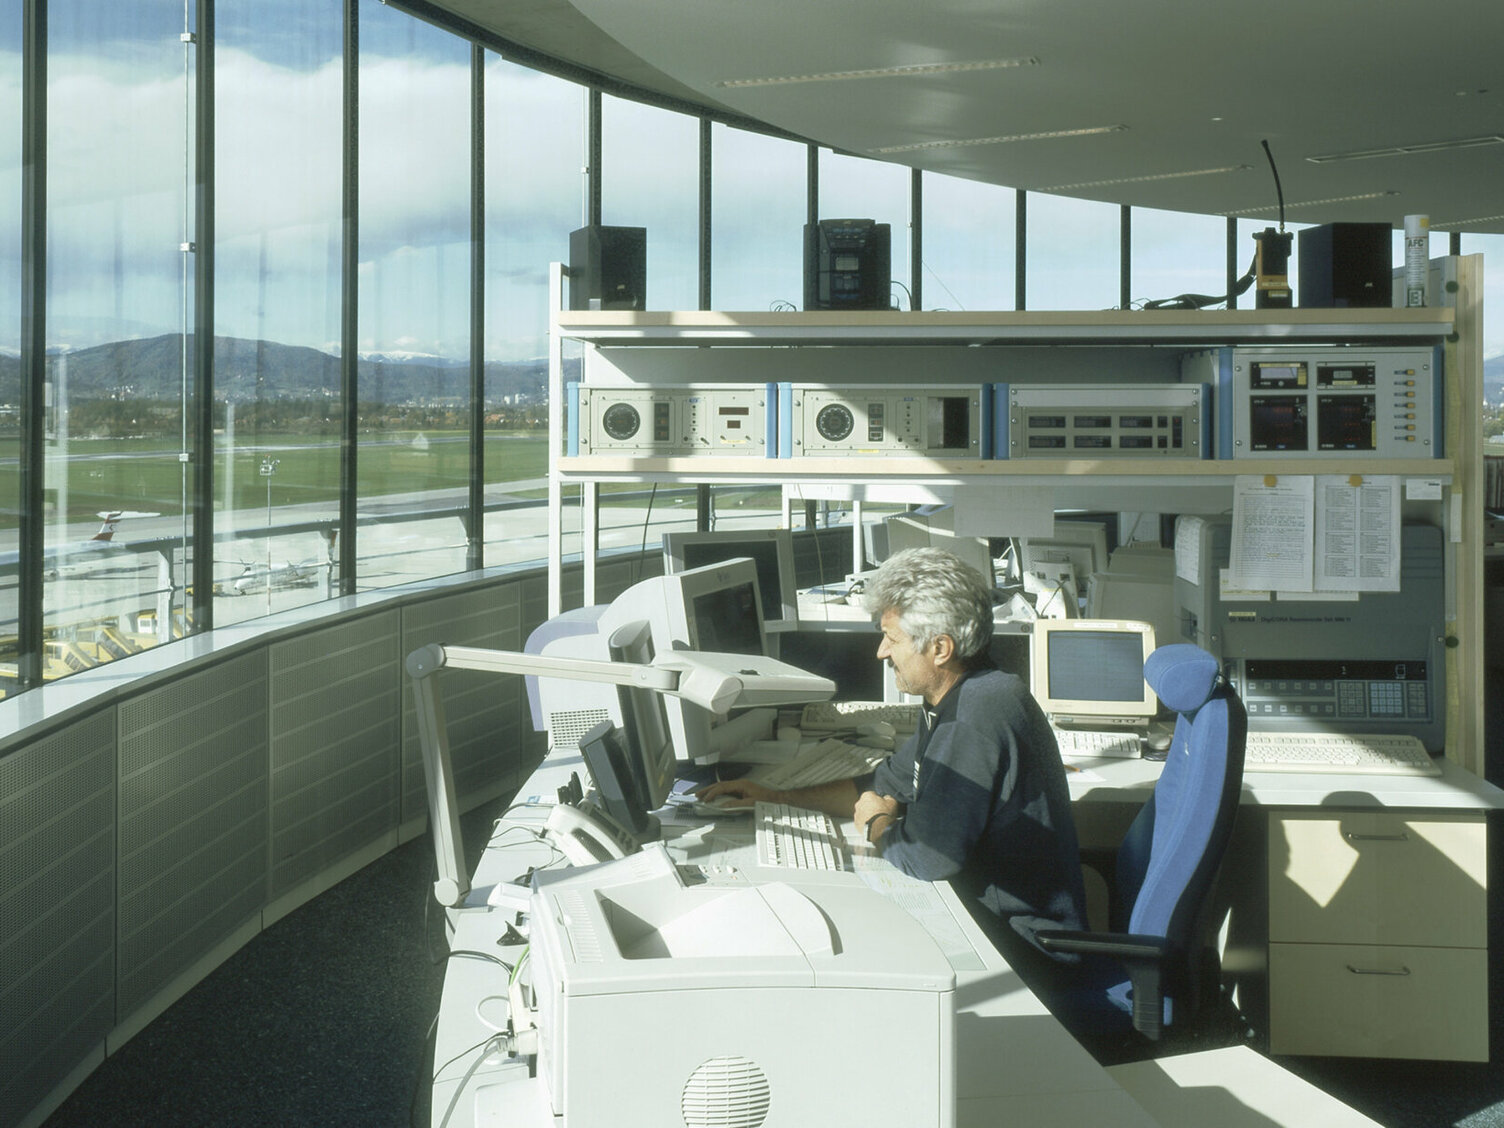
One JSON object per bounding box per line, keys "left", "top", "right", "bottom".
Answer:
{"left": 1269, "top": 812, "right": 1486, "bottom": 947}
{"left": 1269, "top": 942, "right": 1487, "bottom": 1060}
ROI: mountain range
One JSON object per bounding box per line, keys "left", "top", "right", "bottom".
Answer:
{"left": 0, "top": 334, "right": 566, "bottom": 405}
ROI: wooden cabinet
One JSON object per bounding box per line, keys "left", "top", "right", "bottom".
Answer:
{"left": 1267, "top": 811, "right": 1489, "bottom": 1059}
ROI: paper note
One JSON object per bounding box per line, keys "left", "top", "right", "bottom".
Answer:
{"left": 1313, "top": 475, "right": 1401, "bottom": 592}
{"left": 1229, "top": 476, "right": 1314, "bottom": 592}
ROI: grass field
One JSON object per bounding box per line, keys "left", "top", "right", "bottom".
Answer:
{"left": 0, "top": 429, "right": 554, "bottom": 527}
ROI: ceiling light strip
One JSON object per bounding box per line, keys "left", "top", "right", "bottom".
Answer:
{"left": 1307, "top": 134, "right": 1504, "bottom": 162}
{"left": 1044, "top": 164, "right": 1252, "bottom": 191}
{"left": 871, "top": 124, "right": 1126, "bottom": 155}
{"left": 1224, "top": 190, "right": 1399, "bottom": 216}
{"left": 718, "top": 56, "right": 1039, "bottom": 88}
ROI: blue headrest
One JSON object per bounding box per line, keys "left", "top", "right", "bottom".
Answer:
{"left": 1143, "top": 644, "right": 1220, "bottom": 713}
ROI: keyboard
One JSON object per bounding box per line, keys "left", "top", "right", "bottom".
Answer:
{"left": 754, "top": 801, "right": 848, "bottom": 870}
{"left": 1053, "top": 727, "right": 1143, "bottom": 758}
{"left": 744, "top": 738, "right": 889, "bottom": 790}
{"left": 799, "top": 700, "right": 921, "bottom": 735}
{"left": 1244, "top": 731, "right": 1441, "bottom": 776}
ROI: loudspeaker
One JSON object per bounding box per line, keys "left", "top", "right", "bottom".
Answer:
{"left": 1298, "top": 222, "right": 1392, "bottom": 308}
{"left": 568, "top": 225, "right": 646, "bottom": 310}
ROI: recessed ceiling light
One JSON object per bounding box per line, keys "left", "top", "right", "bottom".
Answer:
{"left": 870, "top": 124, "right": 1126, "bottom": 155}
{"left": 1307, "top": 135, "right": 1504, "bottom": 162}
{"left": 717, "top": 56, "right": 1039, "bottom": 88}
{"left": 1430, "top": 214, "right": 1504, "bottom": 229}
{"left": 1043, "top": 164, "right": 1251, "bottom": 191}
{"left": 1224, "top": 190, "right": 1400, "bottom": 216}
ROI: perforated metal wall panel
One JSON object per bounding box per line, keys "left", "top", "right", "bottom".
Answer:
{"left": 0, "top": 711, "right": 116, "bottom": 1128}
{"left": 268, "top": 611, "right": 401, "bottom": 901}
{"left": 400, "top": 583, "right": 538, "bottom": 827}
{"left": 116, "top": 651, "right": 269, "bottom": 1019}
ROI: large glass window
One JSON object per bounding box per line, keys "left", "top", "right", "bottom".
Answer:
{"left": 710, "top": 123, "right": 805, "bottom": 312}
{"left": 1129, "top": 206, "right": 1228, "bottom": 310}
{"left": 1025, "top": 194, "right": 1120, "bottom": 310}
{"left": 601, "top": 94, "right": 697, "bottom": 311}
{"left": 0, "top": 3, "right": 20, "bottom": 692}
{"left": 213, "top": 0, "right": 342, "bottom": 624}
{"left": 483, "top": 57, "right": 583, "bottom": 571}
{"left": 42, "top": 3, "right": 192, "bottom": 676}
{"left": 921, "top": 174, "right": 1015, "bottom": 312}
{"left": 356, "top": 5, "right": 472, "bottom": 591}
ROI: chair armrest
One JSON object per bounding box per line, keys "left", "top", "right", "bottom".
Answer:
{"left": 1034, "top": 929, "right": 1167, "bottom": 963}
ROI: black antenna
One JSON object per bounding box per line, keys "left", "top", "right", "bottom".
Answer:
{"left": 1261, "top": 139, "right": 1286, "bottom": 232}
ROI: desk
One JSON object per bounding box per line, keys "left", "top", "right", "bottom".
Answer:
{"left": 1068, "top": 753, "right": 1504, "bottom": 1061}
{"left": 427, "top": 745, "right": 1445, "bottom": 1127}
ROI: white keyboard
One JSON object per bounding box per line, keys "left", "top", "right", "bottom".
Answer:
{"left": 744, "top": 738, "right": 889, "bottom": 790}
{"left": 799, "top": 700, "right": 921, "bottom": 735}
{"left": 1053, "top": 727, "right": 1143, "bottom": 759}
{"left": 754, "top": 801, "right": 848, "bottom": 871}
{"left": 1244, "top": 731, "right": 1441, "bottom": 776}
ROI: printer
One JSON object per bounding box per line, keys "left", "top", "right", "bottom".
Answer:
{"left": 525, "top": 845, "right": 958, "bottom": 1127}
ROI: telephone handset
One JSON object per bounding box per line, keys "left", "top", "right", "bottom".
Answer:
{"left": 543, "top": 802, "right": 637, "bottom": 866}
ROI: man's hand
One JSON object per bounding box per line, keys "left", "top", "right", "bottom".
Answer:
{"left": 694, "top": 779, "right": 773, "bottom": 808}
{"left": 854, "top": 790, "right": 900, "bottom": 842}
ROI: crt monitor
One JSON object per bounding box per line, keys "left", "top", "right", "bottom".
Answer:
{"left": 1029, "top": 617, "right": 1157, "bottom": 729}
{"left": 662, "top": 528, "right": 799, "bottom": 633}
{"left": 884, "top": 506, "right": 996, "bottom": 588}
{"left": 599, "top": 556, "right": 767, "bottom": 660}
{"left": 595, "top": 557, "right": 772, "bottom": 763}
{"left": 1020, "top": 519, "right": 1109, "bottom": 585}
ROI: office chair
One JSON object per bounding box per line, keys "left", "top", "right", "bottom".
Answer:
{"left": 1036, "top": 642, "right": 1248, "bottom": 1059}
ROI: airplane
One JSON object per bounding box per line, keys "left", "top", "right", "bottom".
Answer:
{"left": 22, "top": 510, "right": 164, "bottom": 580}
{"left": 229, "top": 559, "right": 322, "bottom": 595}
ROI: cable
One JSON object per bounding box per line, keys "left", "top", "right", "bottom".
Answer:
{"left": 1141, "top": 250, "right": 1257, "bottom": 310}
{"left": 1261, "top": 138, "right": 1286, "bottom": 231}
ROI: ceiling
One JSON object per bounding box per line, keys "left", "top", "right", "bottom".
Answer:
{"left": 413, "top": 0, "right": 1504, "bottom": 234}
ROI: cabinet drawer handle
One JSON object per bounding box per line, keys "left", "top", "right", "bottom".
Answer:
{"left": 1342, "top": 831, "right": 1410, "bottom": 843}
{"left": 1345, "top": 964, "right": 1411, "bottom": 977}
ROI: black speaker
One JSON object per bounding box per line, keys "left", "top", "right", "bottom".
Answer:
{"left": 804, "top": 219, "right": 892, "bottom": 310}
{"left": 1298, "top": 222, "right": 1392, "bottom": 308}
{"left": 569, "top": 225, "right": 646, "bottom": 310}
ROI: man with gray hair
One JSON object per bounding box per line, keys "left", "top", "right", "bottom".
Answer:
{"left": 699, "top": 546, "right": 1087, "bottom": 971}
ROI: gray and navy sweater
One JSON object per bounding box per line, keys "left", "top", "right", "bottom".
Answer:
{"left": 866, "top": 661, "right": 1087, "bottom": 956}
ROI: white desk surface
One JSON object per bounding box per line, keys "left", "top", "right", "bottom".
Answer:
{"left": 1069, "top": 750, "right": 1504, "bottom": 811}
{"left": 427, "top": 742, "right": 1441, "bottom": 1128}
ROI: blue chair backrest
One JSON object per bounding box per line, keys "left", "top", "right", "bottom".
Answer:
{"left": 1118, "top": 644, "right": 1247, "bottom": 946}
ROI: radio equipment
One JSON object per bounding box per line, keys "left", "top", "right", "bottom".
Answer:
{"left": 778, "top": 384, "right": 991, "bottom": 458}
{"left": 567, "top": 383, "right": 774, "bottom": 456}
{"left": 995, "top": 382, "right": 1210, "bottom": 459}
{"left": 1184, "top": 346, "right": 1441, "bottom": 459}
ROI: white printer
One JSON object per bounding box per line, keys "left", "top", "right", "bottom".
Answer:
{"left": 525, "top": 845, "right": 958, "bottom": 1127}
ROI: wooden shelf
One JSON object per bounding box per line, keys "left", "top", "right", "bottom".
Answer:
{"left": 554, "top": 307, "right": 1456, "bottom": 348}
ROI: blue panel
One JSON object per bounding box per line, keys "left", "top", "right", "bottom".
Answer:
{"left": 990, "top": 382, "right": 1010, "bottom": 460}
{"left": 567, "top": 382, "right": 581, "bottom": 456}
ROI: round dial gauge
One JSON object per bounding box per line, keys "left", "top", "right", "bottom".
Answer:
{"left": 600, "top": 402, "right": 641, "bottom": 441}
{"left": 814, "top": 403, "right": 855, "bottom": 442}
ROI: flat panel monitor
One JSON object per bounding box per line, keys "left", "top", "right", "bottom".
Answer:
{"left": 1029, "top": 617, "right": 1157, "bottom": 729}
{"left": 662, "top": 528, "right": 798, "bottom": 634}
{"left": 605, "top": 618, "right": 677, "bottom": 821}
{"left": 1020, "top": 519, "right": 1110, "bottom": 589}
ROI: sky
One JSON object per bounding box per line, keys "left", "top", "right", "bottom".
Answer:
{"left": 0, "top": 0, "right": 1500, "bottom": 363}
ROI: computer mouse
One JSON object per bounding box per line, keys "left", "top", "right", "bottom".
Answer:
{"left": 1143, "top": 728, "right": 1173, "bottom": 760}
{"left": 853, "top": 722, "right": 896, "bottom": 750}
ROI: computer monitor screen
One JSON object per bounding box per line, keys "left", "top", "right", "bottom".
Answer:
{"left": 1021, "top": 520, "right": 1109, "bottom": 579}
{"left": 1029, "top": 618, "right": 1157, "bottom": 728}
{"left": 884, "top": 507, "right": 995, "bottom": 588}
{"left": 599, "top": 556, "right": 768, "bottom": 660}
{"left": 578, "top": 720, "right": 660, "bottom": 843}
{"left": 662, "top": 528, "right": 798, "bottom": 632}
{"left": 605, "top": 619, "right": 677, "bottom": 816}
